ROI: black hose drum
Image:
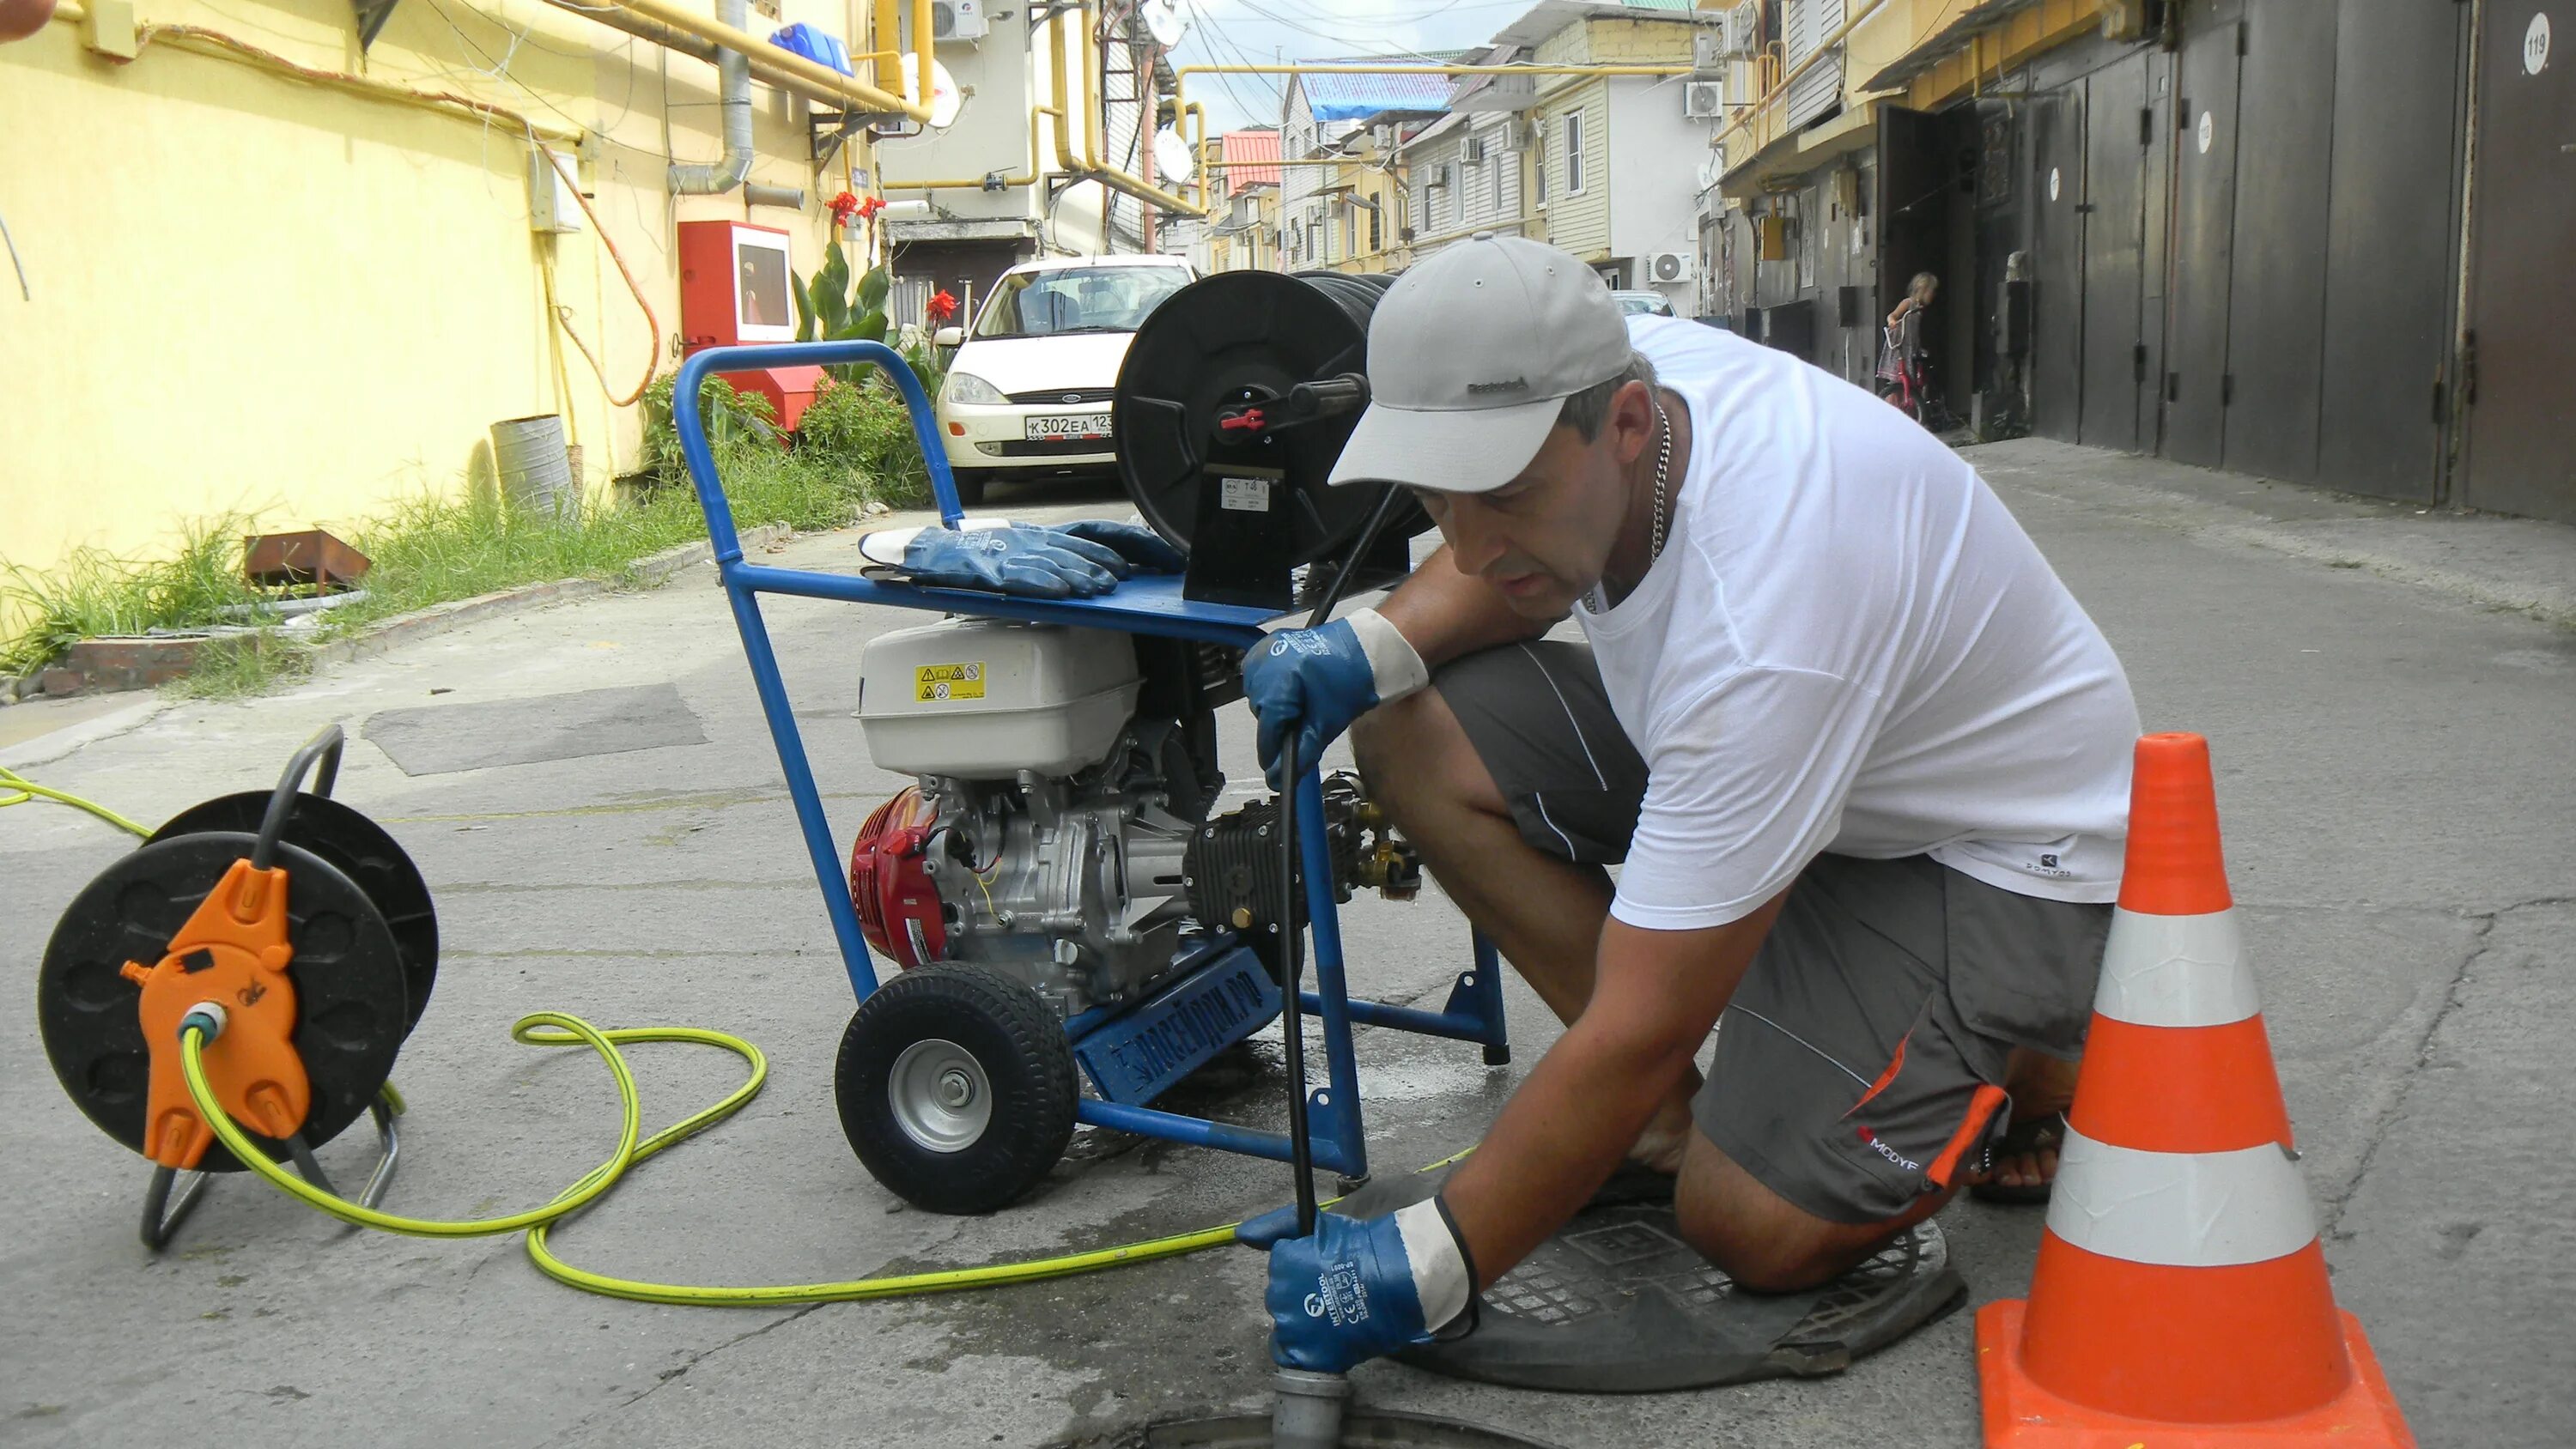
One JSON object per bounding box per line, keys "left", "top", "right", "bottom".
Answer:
{"left": 1114, "top": 270, "right": 1430, "bottom": 609}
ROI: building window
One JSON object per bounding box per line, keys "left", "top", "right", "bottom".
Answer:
{"left": 1492, "top": 141, "right": 1505, "bottom": 212}
{"left": 1535, "top": 131, "right": 1547, "bottom": 204}
{"left": 1564, "top": 112, "right": 1584, "bottom": 194}
{"left": 1367, "top": 203, "right": 1382, "bottom": 252}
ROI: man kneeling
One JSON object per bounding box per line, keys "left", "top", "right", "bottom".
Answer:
{"left": 1240, "top": 237, "right": 2140, "bottom": 1372}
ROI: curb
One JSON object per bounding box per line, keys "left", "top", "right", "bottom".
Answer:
{"left": 3, "top": 523, "right": 795, "bottom": 710}
{"left": 304, "top": 521, "right": 793, "bottom": 673}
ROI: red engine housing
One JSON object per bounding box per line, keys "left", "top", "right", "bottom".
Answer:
{"left": 848, "top": 786, "right": 946, "bottom": 970}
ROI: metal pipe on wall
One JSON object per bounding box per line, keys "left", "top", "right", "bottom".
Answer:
{"left": 597, "top": 0, "right": 927, "bottom": 119}
{"left": 667, "top": 0, "right": 752, "bottom": 194}
{"left": 1049, "top": 2, "right": 1205, "bottom": 218}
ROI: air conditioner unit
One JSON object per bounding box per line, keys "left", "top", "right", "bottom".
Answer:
{"left": 1462, "top": 136, "right": 1487, "bottom": 164}
{"left": 1505, "top": 117, "right": 1537, "bottom": 151}
{"left": 1683, "top": 82, "right": 1724, "bottom": 119}
{"left": 930, "top": 0, "right": 987, "bottom": 42}
{"left": 1648, "top": 251, "right": 1696, "bottom": 285}
{"left": 1426, "top": 161, "right": 1454, "bottom": 188}
{"left": 1370, "top": 124, "right": 1394, "bottom": 149}
{"left": 1692, "top": 29, "right": 1725, "bottom": 74}
{"left": 1722, "top": 2, "right": 1758, "bottom": 57}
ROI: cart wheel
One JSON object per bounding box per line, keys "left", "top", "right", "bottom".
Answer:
{"left": 835, "top": 964, "right": 1076, "bottom": 1215}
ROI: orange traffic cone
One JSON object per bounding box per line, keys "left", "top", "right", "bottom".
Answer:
{"left": 1975, "top": 732, "right": 2415, "bottom": 1447}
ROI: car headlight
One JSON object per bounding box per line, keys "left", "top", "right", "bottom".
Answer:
{"left": 945, "top": 372, "right": 1007, "bottom": 407}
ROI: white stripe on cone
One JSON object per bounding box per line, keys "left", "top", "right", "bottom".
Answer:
{"left": 2093, "top": 908, "right": 2262, "bottom": 1029}
{"left": 2045, "top": 1125, "right": 2318, "bottom": 1268}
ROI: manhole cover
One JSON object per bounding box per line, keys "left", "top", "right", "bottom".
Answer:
{"left": 1073, "top": 1411, "right": 1568, "bottom": 1448}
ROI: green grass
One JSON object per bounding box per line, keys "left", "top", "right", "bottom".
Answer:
{"left": 3, "top": 375, "right": 936, "bottom": 699}
{"left": 0, "top": 514, "right": 274, "bottom": 675}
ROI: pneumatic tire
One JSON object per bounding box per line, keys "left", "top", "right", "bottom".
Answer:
{"left": 835, "top": 964, "right": 1077, "bottom": 1215}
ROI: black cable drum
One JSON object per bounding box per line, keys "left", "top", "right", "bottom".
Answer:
{"left": 1114, "top": 270, "right": 1431, "bottom": 566}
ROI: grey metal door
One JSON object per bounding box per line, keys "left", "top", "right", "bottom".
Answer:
{"left": 2219, "top": 0, "right": 2337, "bottom": 482}
{"left": 2318, "top": 0, "right": 2466, "bottom": 503}
{"left": 2161, "top": 0, "right": 2243, "bottom": 468}
{"left": 2461, "top": 2, "right": 2576, "bottom": 521}
{"left": 2140, "top": 48, "right": 2175, "bottom": 454}
{"left": 2030, "top": 84, "right": 2086, "bottom": 441}
{"left": 2079, "top": 54, "right": 2150, "bottom": 452}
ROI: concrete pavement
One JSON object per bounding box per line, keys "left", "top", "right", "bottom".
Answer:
{"left": 4, "top": 449, "right": 2569, "bottom": 1449}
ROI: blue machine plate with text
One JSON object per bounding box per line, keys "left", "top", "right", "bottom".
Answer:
{"left": 1072, "top": 946, "right": 1281, "bottom": 1106}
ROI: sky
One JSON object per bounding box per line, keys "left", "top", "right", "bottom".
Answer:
{"left": 1163, "top": 0, "right": 1554, "bottom": 135}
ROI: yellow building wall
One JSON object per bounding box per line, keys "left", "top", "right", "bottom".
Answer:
{"left": 0, "top": 0, "right": 867, "bottom": 630}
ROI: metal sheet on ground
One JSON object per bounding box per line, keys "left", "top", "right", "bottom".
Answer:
{"left": 2219, "top": 0, "right": 2338, "bottom": 483}
{"left": 2461, "top": 2, "right": 2576, "bottom": 521}
{"left": 2161, "top": 0, "right": 2244, "bottom": 467}
{"left": 2318, "top": 0, "right": 2464, "bottom": 503}
{"left": 2079, "top": 53, "right": 2149, "bottom": 453}
{"left": 362, "top": 683, "right": 708, "bottom": 776}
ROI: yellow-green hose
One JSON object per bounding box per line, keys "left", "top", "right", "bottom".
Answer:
{"left": 179, "top": 1015, "right": 1253, "bottom": 1307}
{"left": 26, "top": 769, "right": 1391, "bottom": 1310}
{"left": 1, "top": 765, "right": 154, "bottom": 838}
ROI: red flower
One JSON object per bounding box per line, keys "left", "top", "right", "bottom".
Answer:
{"left": 927, "top": 288, "right": 959, "bottom": 323}
{"left": 827, "top": 190, "right": 861, "bottom": 225}
{"left": 856, "top": 195, "right": 886, "bottom": 220}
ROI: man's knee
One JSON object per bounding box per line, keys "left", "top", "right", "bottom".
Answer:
{"left": 1352, "top": 686, "right": 1498, "bottom": 819}
{"left": 1672, "top": 1134, "right": 1913, "bottom": 1294}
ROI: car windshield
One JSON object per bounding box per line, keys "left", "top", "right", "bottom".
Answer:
{"left": 1616, "top": 293, "right": 1668, "bottom": 316}
{"left": 973, "top": 266, "right": 1191, "bottom": 339}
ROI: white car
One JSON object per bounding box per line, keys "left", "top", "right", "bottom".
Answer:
{"left": 933, "top": 254, "right": 1197, "bottom": 506}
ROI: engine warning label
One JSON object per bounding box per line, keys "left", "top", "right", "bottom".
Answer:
{"left": 915, "top": 662, "right": 985, "bottom": 701}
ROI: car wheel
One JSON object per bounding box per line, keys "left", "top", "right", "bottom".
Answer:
{"left": 947, "top": 471, "right": 988, "bottom": 509}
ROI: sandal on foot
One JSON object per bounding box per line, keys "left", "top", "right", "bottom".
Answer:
{"left": 1968, "top": 1110, "right": 2065, "bottom": 1205}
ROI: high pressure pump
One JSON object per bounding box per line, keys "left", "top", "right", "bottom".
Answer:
{"left": 837, "top": 269, "right": 1435, "bottom": 1218}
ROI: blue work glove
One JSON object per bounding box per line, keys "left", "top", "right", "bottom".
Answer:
{"left": 1249, "top": 1198, "right": 1477, "bottom": 1373}
{"left": 901, "top": 524, "right": 1124, "bottom": 597}
{"left": 1240, "top": 609, "right": 1426, "bottom": 787}
{"left": 1040, "top": 519, "right": 1185, "bottom": 575}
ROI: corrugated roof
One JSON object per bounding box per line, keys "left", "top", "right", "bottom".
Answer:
{"left": 1294, "top": 57, "right": 1461, "bottom": 122}
{"left": 1219, "top": 129, "right": 1281, "bottom": 190}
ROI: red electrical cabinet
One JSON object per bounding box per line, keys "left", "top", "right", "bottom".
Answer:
{"left": 677, "top": 220, "right": 824, "bottom": 430}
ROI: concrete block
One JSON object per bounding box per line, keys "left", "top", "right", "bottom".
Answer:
{"left": 50, "top": 635, "right": 205, "bottom": 694}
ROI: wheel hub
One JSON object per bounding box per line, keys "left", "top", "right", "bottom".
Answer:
{"left": 888, "top": 1038, "right": 993, "bottom": 1154}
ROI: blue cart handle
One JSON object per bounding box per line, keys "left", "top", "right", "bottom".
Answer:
{"left": 672, "top": 340, "right": 968, "bottom": 559}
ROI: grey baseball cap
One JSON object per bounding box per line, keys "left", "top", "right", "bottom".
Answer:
{"left": 1327, "top": 234, "right": 1634, "bottom": 494}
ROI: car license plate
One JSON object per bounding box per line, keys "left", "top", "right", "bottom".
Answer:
{"left": 1025, "top": 412, "right": 1114, "bottom": 441}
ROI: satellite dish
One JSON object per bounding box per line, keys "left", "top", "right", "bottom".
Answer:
{"left": 1142, "top": 0, "right": 1188, "bottom": 47}
{"left": 1695, "top": 152, "right": 1721, "bottom": 191}
{"left": 1153, "top": 127, "right": 1196, "bottom": 184}
{"left": 876, "top": 52, "right": 963, "bottom": 133}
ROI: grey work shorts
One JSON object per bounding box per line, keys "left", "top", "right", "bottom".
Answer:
{"left": 1431, "top": 640, "right": 2113, "bottom": 1226}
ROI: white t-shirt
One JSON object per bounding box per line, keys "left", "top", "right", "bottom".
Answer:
{"left": 1581, "top": 317, "right": 2141, "bottom": 931}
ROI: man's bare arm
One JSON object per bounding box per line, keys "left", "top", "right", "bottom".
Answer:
{"left": 1437, "top": 894, "right": 1788, "bottom": 1285}
{"left": 1374, "top": 544, "right": 1552, "bottom": 671}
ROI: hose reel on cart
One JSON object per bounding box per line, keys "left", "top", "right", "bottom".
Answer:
{"left": 1113, "top": 269, "right": 1432, "bottom": 610}
{"left": 833, "top": 270, "right": 1455, "bottom": 1215}
{"left": 36, "top": 726, "right": 434, "bottom": 1248}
